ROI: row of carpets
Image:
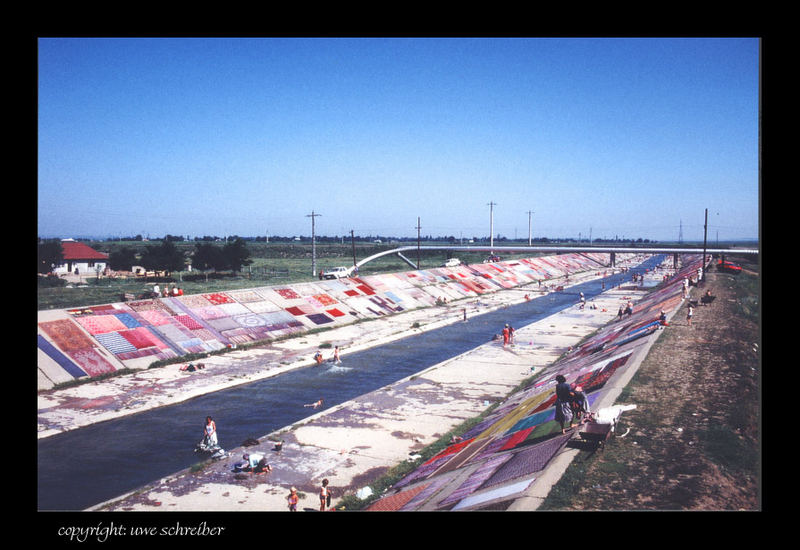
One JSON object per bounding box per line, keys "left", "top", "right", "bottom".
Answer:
{"left": 365, "top": 255, "right": 703, "bottom": 511}
{"left": 37, "top": 252, "right": 624, "bottom": 390}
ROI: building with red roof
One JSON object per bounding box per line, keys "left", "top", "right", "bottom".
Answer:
{"left": 53, "top": 239, "right": 109, "bottom": 276}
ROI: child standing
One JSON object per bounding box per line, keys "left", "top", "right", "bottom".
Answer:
{"left": 287, "top": 487, "right": 298, "bottom": 512}
{"left": 319, "top": 479, "right": 332, "bottom": 511}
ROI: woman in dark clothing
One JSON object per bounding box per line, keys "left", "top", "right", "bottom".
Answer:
{"left": 554, "top": 374, "right": 575, "bottom": 434}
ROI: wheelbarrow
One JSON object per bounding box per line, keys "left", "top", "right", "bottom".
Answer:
{"left": 578, "top": 422, "right": 613, "bottom": 451}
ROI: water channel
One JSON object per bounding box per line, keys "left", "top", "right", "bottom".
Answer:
{"left": 38, "top": 256, "right": 663, "bottom": 510}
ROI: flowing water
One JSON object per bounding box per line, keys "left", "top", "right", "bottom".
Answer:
{"left": 38, "top": 257, "right": 663, "bottom": 510}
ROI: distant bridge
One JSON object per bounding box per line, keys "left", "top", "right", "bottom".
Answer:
{"left": 353, "top": 245, "right": 759, "bottom": 271}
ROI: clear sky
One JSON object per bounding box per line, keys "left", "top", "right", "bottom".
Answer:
{"left": 38, "top": 37, "right": 760, "bottom": 243}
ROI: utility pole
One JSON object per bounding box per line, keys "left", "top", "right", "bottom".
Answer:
{"left": 307, "top": 210, "right": 321, "bottom": 277}
{"left": 350, "top": 230, "right": 357, "bottom": 269}
{"left": 702, "top": 208, "right": 708, "bottom": 282}
{"left": 488, "top": 201, "right": 496, "bottom": 253}
{"left": 527, "top": 210, "right": 534, "bottom": 246}
{"left": 416, "top": 217, "right": 422, "bottom": 269}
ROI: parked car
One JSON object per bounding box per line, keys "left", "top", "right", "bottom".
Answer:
{"left": 322, "top": 266, "right": 353, "bottom": 279}
{"left": 441, "top": 258, "right": 461, "bottom": 268}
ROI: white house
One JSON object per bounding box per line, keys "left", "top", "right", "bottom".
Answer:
{"left": 52, "top": 239, "right": 109, "bottom": 275}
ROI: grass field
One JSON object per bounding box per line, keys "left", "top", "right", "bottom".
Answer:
{"left": 37, "top": 240, "right": 536, "bottom": 311}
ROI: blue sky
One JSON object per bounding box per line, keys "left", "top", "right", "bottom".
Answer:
{"left": 38, "top": 37, "right": 760, "bottom": 242}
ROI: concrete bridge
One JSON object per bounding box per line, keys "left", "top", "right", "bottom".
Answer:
{"left": 353, "top": 245, "right": 759, "bottom": 271}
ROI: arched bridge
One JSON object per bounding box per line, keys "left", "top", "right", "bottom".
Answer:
{"left": 351, "top": 245, "right": 758, "bottom": 272}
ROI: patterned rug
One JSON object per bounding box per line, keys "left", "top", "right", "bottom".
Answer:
{"left": 176, "top": 294, "right": 213, "bottom": 308}
{"left": 193, "top": 306, "right": 227, "bottom": 320}
{"left": 312, "top": 293, "right": 338, "bottom": 306}
{"left": 204, "top": 292, "right": 235, "bottom": 305}
{"left": 438, "top": 453, "right": 513, "bottom": 507}
{"left": 39, "top": 319, "right": 96, "bottom": 352}
{"left": 120, "top": 326, "right": 166, "bottom": 350}
{"left": 94, "top": 332, "right": 138, "bottom": 355}
{"left": 137, "top": 309, "right": 173, "bottom": 326}
{"left": 366, "top": 483, "right": 432, "bottom": 511}
{"left": 450, "top": 477, "right": 536, "bottom": 511}
{"left": 175, "top": 314, "right": 205, "bottom": 330}
{"left": 67, "top": 348, "right": 117, "bottom": 377}
{"left": 74, "top": 314, "right": 128, "bottom": 335}
{"left": 479, "top": 432, "right": 573, "bottom": 491}
{"left": 38, "top": 334, "right": 87, "bottom": 379}
{"left": 275, "top": 288, "right": 302, "bottom": 300}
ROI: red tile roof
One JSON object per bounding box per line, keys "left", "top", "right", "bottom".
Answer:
{"left": 61, "top": 241, "right": 109, "bottom": 261}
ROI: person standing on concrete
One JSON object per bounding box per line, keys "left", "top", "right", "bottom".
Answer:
{"left": 331, "top": 346, "right": 341, "bottom": 364}
{"left": 319, "top": 478, "right": 332, "bottom": 511}
{"left": 554, "top": 375, "right": 575, "bottom": 434}
{"left": 287, "top": 487, "right": 298, "bottom": 512}
{"left": 687, "top": 305, "right": 694, "bottom": 326}
{"left": 502, "top": 324, "right": 510, "bottom": 347}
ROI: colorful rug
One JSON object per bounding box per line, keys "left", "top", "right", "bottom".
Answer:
{"left": 439, "top": 453, "right": 513, "bottom": 507}
{"left": 306, "top": 313, "right": 334, "bottom": 325}
{"left": 275, "top": 288, "right": 302, "bottom": 300}
{"left": 154, "top": 322, "right": 195, "bottom": 343}
{"left": 191, "top": 328, "right": 218, "bottom": 342}
{"left": 226, "top": 290, "right": 264, "bottom": 303}
{"left": 177, "top": 294, "right": 213, "bottom": 308}
{"left": 120, "top": 327, "right": 166, "bottom": 350}
{"left": 175, "top": 314, "right": 205, "bottom": 330}
{"left": 233, "top": 313, "right": 268, "bottom": 327}
{"left": 94, "top": 331, "right": 139, "bottom": 355}
{"left": 204, "top": 292, "right": 235, "bottom": 305}
{"left": 480, "top": 433, "right": 573, "bottom": 490}
{"left": 66, "top": 348, "right": 117, "bottom": 377}
{"left": 113, "top": 312, "right": 141, "bottom": 329}
{"left": 451, "top": 477, "right": 536, "bottom": 511}
{"left": 285, "top": 305, "right": 313, "bottom": 316}
{"left": 193, "top": 306, "right": 227, "bottom": 320}
{"left": 39, "top": 319, "right": 97, "bottom": 352}
{"left": 312, "top": 293, "right": 338, "bottom": 306}
{"left": 367, "top": 483, "right": 431, "bottom": 511}
{"left": 325, "top": 308, "right": 346, "bottom": 317}
{"left": 74, "top": 314, "right": 128, "bottom": 335}
{"left": 393, "top": 454, "right": 452, "bottom": 489}
{"left": 137, "top": 309, "right": 173, "bottom": 326}
{"left": 38, "top": 334, "right": 88, "bottom": 378}
{"left": 399, "top": 478, "right": 450, "bottom": 511}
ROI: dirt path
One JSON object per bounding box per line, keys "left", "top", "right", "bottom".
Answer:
{"left": 547, "top": 269, "right": 760, "bottom": 510}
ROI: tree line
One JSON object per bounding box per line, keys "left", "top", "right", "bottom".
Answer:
{"left": 38, "top": 238, "right": 253, "bottom": 276}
